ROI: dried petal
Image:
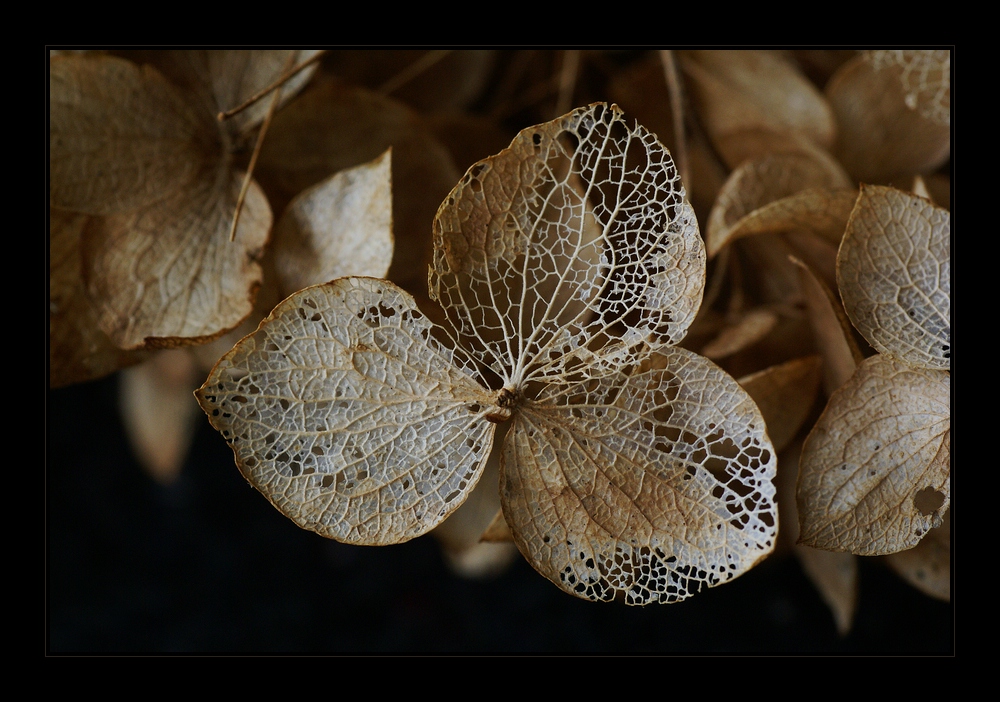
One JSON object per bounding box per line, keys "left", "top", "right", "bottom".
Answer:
{"left": 707, "top": 152, "right": 852, "bottom": 258}
{"left": 197, "top": 104, "right": 780, "bottom": 606}
{"left": 256, "top": 77, "right": 460, "bottom": 291}
{"left": 196, "top": 278, "right": 498, "bottom": 544}
{"left": 776, "top": 439, "right": 857, "bottom": 635}
{"left": 827, "top": 50, "right": 950, "bottom": 183}
{"left": 81, "top": 171, "right": 270, "bottom": 349}
{"left": 50, "top": 55, "right": 209, "bottom": 215}
{"left": 713, "top": 187, "right": 858, "bottom": 257}
{"left": 797, "top": 354, "right": 950, "bottom": 555}
{"left": 49, "top": 208, "right": 146, "bottom": 387}
{"left": 885, "top": 508, "right": 950, "bottom": 601}
{"left": 49, "top": 51, "right": 314, "bottom": 352}
{"left": 273, "top": 149, "right": 394, "bottom": 296}
{"left": 737, "top": 355, "right": 822, "bottom": 454}
{"left": 837, "top": 185, "right": 951, "bottom": 370}
{"left": 791, "top": 256, "right": 864, "bottom": 396}
{"left": 680, "top": 50, "right": 836, "bottom": 169}
{"left": 430, "top": 103, "right": 705, "bottom": 388}
{"left": 502, "top": 348, "right": 777, "bottom": 604}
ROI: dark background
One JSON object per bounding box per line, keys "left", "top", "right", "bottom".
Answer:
{"left": 47, "top": 374, "right": 952, "bottom": 654}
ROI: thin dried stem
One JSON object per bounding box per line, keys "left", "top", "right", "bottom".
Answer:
{"left": 660, "top": 50, "right": 690, "bottom": 192}
{"left": 378, "top": 50, "right": 451, "bottom": 96}
{"left": 217, "top": 50, "right": 326, "bottom": 122}
{"left": 229, "top": 53, "right": 296, "bottom": 242}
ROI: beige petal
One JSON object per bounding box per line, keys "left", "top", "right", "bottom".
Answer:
{"left": 737, "top": 355, "right": 823, "bottom": 455}
{"left": 255, "top": 76, "right": 460, "bottom": 292}
{"left": 797, "top": 354, "right": 950, "bottom": 555}
{"left": 827, "top": 50, "right": 950, "bottom": 183}
{"left": 791, "top": 256, "right": 864, "bottom": 396}
{"left": 502, "top": 347, "right": 777, "bottom": 604}
{"left": 715, "top": 187, "right": 858, "bottom": 256}
{"left": 707, "top": 152, "right": 852, "bottom": 258}
{"left": 776, "top": 439, "right": 857, "bottom": 635}
{"left": 49, "top": 54, "right": 210, "bottom": 216}
{"left": 838, "top": 185, "right": 950, "bottom": 370}
{"left": 49, "top": 209, "right": 146, "bottom": 388}
{"left": 195, "top": 277, "right": 498, "bottom": 545}
{"left": 82, "top": 168, "right": 271, "bottom": 350}
{"left": 273, "top": 149, "right": 394, "bottom": 296}
{"left": 51, "top": 51, "right": 292, "bottom": 354}
{"left": 430, "top": 103, "right": 705, "bottom": 388}
{"left": 679, "top": 50, "right": 836, "bottom": 168}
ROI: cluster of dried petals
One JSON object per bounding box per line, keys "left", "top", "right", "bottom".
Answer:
{"left": 197, "top": 103, "right": 779, "bottom": 604}
{"left": 49, "top": 51, "right": 320, "bottom": 386}
{"left": 797, "top": 186, "right": 951, "bottom": 557}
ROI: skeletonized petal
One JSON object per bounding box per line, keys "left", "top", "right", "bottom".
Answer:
{"left": 501, "top": 347, "right": 777, "bottom": 604}
{"left": 431, "top": 102, "right": 705, "bottom": 388}
{"left": 196, "top": 277, "right": 497, "bottom": 545}
{"left": 837, "top": 185, "right": 950, "bottom": 370}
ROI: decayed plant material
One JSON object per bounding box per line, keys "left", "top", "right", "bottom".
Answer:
{"left": 679, "top": 50, "right": 950, "bottom": 629}
{"left": 50, "top": 50, "right": 951, "bottom": 645}
{"left": 826, "top": 50, "right": 950, "bottom": 185}
{"left": 797, "top": 186, "right": 950, "bottom": 556}
{"left": 196, "top": 103, "right": 779, "bottom": 605}
{"left": 49, "top": 50, "right": 319, "bottom": 379}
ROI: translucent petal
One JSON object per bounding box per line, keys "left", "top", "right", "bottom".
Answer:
{"left": 430, "top": 103, "right": 705, "bottom": 389}
{"left": 196, "top": 277, "right": 497, "bottom": 545}
{"left": 837, "top": 185, "right": 951, "bottom": 370}
{"left": 501, "top": 347, "right": 777, "bottom": 604}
